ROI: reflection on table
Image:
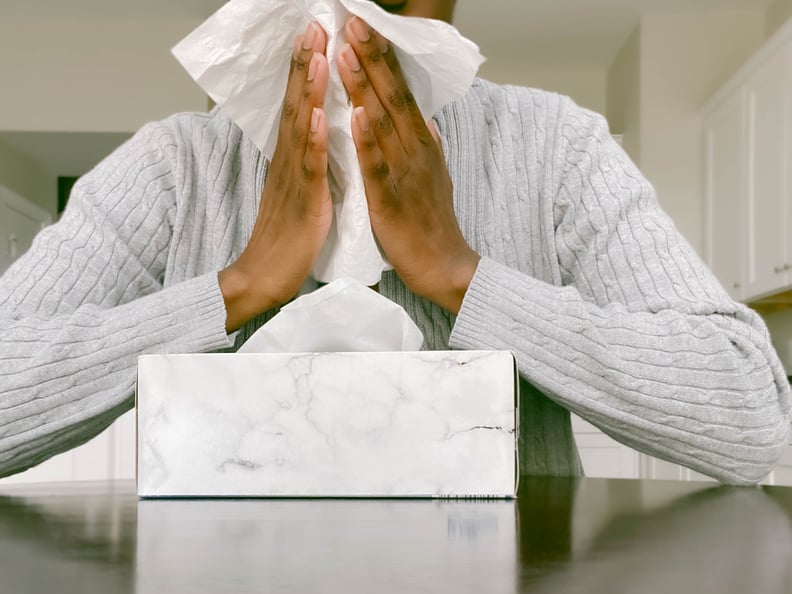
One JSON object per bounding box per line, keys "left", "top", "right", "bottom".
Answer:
{"left": 0, "top": 477, "right": 791, "bottom": 593}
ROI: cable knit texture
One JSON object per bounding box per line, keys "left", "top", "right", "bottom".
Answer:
{"left": 1, "top": 80, "right": 789, "bottom": 483}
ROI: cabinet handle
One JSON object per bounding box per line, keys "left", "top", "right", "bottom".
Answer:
{"left": 775, "top": 265, "right": 786, "bottom": 274}
{"left": 733, "top": 282, "right": 741, "bottom": 289}
{"left": 785, "top": 264, "right": 792, "bottom": 271}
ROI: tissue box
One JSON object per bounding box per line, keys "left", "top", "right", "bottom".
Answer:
{"left": 136, "top": 351, "right": 518, "bottom": 498}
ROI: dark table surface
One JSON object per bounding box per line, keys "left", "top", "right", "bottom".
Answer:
{"left": 1, "top": 476, "right": 791, "bottom": 593}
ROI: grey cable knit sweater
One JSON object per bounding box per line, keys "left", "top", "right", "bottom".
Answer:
{"left": 1, "top": 80, "right": 790, "bottom": 484}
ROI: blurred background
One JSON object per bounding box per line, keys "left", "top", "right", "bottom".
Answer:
{"left": 1, "top": 0, "right": 791, "bottom": 484}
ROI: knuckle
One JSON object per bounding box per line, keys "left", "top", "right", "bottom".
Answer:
{"left": 293, "top": 53, "right": 308, "bottom": 72}
{"left": 376, "top": 114, "right": 394, "bottom": 135}
{"left": 367, "top": 48, "right": 383, "bottom": 63}
{"left": 282, "top": 101, "right": 297, "bottom": 120}
{"left": 362, "top": 135, "right": 378, "bottom": 152}
{"left": 387, "top": 90, "right": 406, "bottom": 113}
{"left": 355, "top": 77, "right": 370, "bottom": 92}
{"left": 291, "top": 127, "right": 306, "bottom": 146}
{"left": 404, "top": 91, "right": 418, "bottom": 111}
{"left": 370, "top": 160, "right": 390, "bottom": 182}
{"left": 301, "top": 162, "right": 316, "bottom": 182}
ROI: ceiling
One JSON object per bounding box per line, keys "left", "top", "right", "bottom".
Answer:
{"left": 0, "top": 0, "right": 779, "bottom": 179}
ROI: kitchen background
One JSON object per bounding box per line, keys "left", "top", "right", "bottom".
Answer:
{"left": 1, "top": 0, "right": 791, "bottom": 483}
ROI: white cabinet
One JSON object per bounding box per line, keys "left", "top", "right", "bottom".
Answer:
{"left": 701, "top": 25, "right": 792, "bottom": 487}
{"left": 0, "top": 410, "right": 136, "bottom": 485}
{"left": 0, "top": 185, "right": 51, "bottom": 274}
{"left": 703, "top": 22, "right": 792, "bottom": 304}
{"left": 745, "top": 46, "right": 792, "bottom": 299}
{"left": 572, "top": 415, "right": 640, "bottom": 479}
{"left": 767, "top": 445, "right": 792, "bottom": 486}
{"left": 704, "top": 89, "right": 748, "bottom": 301}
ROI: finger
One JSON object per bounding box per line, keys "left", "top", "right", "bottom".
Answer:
{"left": 347, "top": 18, "right": 431, "bottom": 152}
{"left": 301, "top": 107, "right": 329, "bottom": 210}
{"left": 279, "top": 22, "right": 327, "bottom": 146}
{"left": 351, "top": 106, "right": 398, "bottom": 216}
{"left": 291, "top": 50, "right": 329, "bottom": 153}
{"left": 374, "top": 30, "right": 426, "bottom": 129}
{"left": 338, "top": 41, "right": 404, "bottom": 163}
{"left": 374, "top": 34, "right": 435, "bottom": 151}
{"left": 340, "top": 17, "right": 411, "bottom": 155}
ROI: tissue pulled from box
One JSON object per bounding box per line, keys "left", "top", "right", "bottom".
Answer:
{"left": 172, "top": 0, "right": 484, "bottom": 285}
{"left": 238, "top": 277, "right": 424, "bottom": 353}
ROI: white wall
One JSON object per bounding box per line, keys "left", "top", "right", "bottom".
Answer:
{"left": 480, "top": 62, "right": 607, "bottom": 115}
{"left": 606, "top": 28, "right": 641, "bottom": 163}
{"left": 581, "top": 10, "right": 765, "bottom": 258}
{"left": 637, "top": 11, "right": 764, "bottom": 254}
{"left": 0, "top": 17, "right": 208, "bottom": 133}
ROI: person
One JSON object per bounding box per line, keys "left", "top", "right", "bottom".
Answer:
{"left": 0, "top": 0, "right": 789, "bottom": 484}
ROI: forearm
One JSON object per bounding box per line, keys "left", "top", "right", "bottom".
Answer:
{"left": 450, "top": 258, "right": 792, "bottom": 484}
{"left": 0, "top": 273, "right": 232, "bottom": 478}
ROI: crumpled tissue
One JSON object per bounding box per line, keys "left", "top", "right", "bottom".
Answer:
{"left": 172, "top": 0, "right": 484, "bottom": 285}
{"left": 238, "top": 277, "right": 424, "bottom": 353}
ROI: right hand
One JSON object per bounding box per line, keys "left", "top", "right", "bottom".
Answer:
{"left": 219, "top": 22, "right": 332, "bottom": 332}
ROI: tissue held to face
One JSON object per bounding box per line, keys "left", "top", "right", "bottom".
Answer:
{"left": 218, "top": 11, "right": 480, "bottom": 332}
{"left": 372, "top": 0, "right": 456, "bottom": 22}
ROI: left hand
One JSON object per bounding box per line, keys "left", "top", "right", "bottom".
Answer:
{"left": 337, "top": 16, "right": 480, "bottom": 314}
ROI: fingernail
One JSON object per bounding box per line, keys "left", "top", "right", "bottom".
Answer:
{"left": 293, "top": 35, "right": 304, "bottom": 58}
{"left": 353, "top": 106, "right": 369, "bottom": 132}
{"left": 377, "top": 34, "right": 388, "bottom": 54}
{"left": 307, "top": 53, "right": 319, "bottom": 81}
{"left": 342, "top": 44, "right": 361, "bottom": 72}
{"left": 351, "top": 17, "right": 370, "bottom": 42}
{"left": 303, "top": 22, "right": 317, "bottom": 49}
{"left": 311, "top": 108, "right": 321, "bottom": 133}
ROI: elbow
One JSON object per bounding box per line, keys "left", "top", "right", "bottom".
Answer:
{"left": 710, "top": 413, "right": 790, "bottom": 487}
{"left": 715, "top": 345, "right": 792, "bottom": 485}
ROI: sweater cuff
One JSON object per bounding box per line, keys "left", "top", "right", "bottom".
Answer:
{"left": 450, "top": 256, "right": 543, "bottom": 352}
{"left": 154, "top": 272, "right": 234, "bottom": 354}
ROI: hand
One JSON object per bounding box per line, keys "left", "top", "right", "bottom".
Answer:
{"left": 337, "top": 16, "right": 480, "bottom": 314}
{"left": 219, "top": 22, "right": 332, "bottom": 332}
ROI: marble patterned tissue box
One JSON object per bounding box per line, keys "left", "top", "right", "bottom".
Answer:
{"left": 136, "top": 350, "right": 518, "bottom": 498}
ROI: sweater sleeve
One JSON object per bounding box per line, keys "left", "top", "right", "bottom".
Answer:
{"left": 0, "top": 119, "right": 233, "bottom": 478}
{"left": 449, "top": 96, "right": 792, "bottom": 485}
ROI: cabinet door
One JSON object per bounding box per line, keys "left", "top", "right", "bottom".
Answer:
{"left": 767, "top": 447, "right": 792, "bottom": 486}
{"left": 784, "top": 45, "right": 792, "bottom": 280}
{"left": 0, "top": 185, "right": 50, "bottom": 274}
{"left": 704, "top": 90, "right": 747, "bottom": 300}
{"left": 745, "top": 49, "right": 792, "bottom": 299}
{"left": 572, "top": 415, "right": 639, "bottom": 479}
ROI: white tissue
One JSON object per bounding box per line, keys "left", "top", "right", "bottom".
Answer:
{"left": 172, "top": 0, "right": 484, "bottom": 285}
{"left": 238, "top": 278, "right": 424, "bottom": 353}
